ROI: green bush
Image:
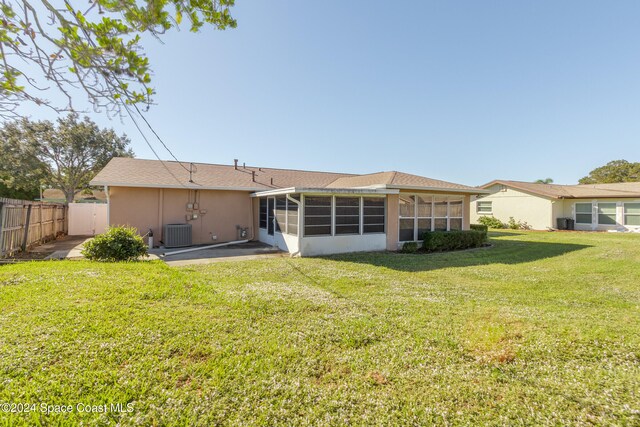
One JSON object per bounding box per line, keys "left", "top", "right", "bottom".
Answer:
{"left": 82, "top": 226, "right": 148, "bottom": 262}
{"left": 400, "top": 241, "right": 419, "bottom": 253}
{"left": 422, "top": 230, "right": 487, "bottom": 252}
{"left": 478, "top": 216, "right": 506, "bottom": 229}
{"left": 507, "top": 217, "right": 531, "bottom": 230}
{"left": 470, "top": 224, "right": 488, "bottom": 233}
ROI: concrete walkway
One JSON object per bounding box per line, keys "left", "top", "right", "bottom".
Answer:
{"left": 155, "top": 242, "right": 285, "bottom": 266}
{"left": 43, "top": 236, "right": 93, "bottom": 260}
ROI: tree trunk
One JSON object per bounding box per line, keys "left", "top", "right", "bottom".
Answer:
{"left": 65, "top": 191, "right": 75, "bottom": 204}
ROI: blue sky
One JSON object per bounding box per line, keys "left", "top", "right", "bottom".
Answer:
{"left": 17, "top": 1, "right": 640, "bottom": 185}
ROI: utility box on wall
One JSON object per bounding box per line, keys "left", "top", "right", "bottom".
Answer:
{"left": 163, "top": 223, "right": 192, "bottom": 248}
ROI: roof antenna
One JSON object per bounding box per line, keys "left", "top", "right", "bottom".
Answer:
{"left": 189, "top": 163, "right": 196, "bottom": 183}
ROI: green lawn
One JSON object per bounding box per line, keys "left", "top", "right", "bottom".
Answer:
{"left": 0, "top": 231, "right": 639, "bottom": 426}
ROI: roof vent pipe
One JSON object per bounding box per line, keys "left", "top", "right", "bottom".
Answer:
{"left": 234, "top": 159, "right": 238, "bottom": 170}
{"left": 252, "top": 171, "right": 256, "bottom": 182}
{"left": 243, "top": 162, "right": 246, "bottom": 169}
{"left": 270, "top": 177, "right": 274, "bottom": 185}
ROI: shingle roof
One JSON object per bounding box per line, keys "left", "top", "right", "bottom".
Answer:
{"left": 91, "top": 158, "right": 483, "bottom": 194}
{"left": 326, "top": 171, "right": 481, "bottom": 192}
{"left": 90, "top": 158, "right": 351, "bottom": 190}
{"left": 482, "top": 180, "right": 640, "bottom": 199}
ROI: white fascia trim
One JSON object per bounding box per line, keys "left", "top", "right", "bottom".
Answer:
{"left": 386, "top": 184, "right": 491, "bottom": 194}
{"left": 90, "top": 182, "right": 266, "bottom": 192}
{"left": 250, "top": 187, "right": 297, "bottom": 197}
{"left": 250, "top": 187, "right": 400, "bottom": 197}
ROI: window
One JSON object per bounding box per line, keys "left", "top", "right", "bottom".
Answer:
{"left": 304, "top": 196, "right": 332, "bottom": 236}
{"left": 399, "top": 195, "right": 416, "bottom": 241}
{"left": 363, "top": 197, "right": 385, "bottom": 233}
{"left": 287, "top": 196, "right": 299, "bottom": 235}
{"left": 398, "top": 195, "right": 465, "bottom": 240}
{"left": 575, "top": 203, "right": 592, "bottom": 224}
{"left": 598, "top": 203, "right": 617, "bottom": 225}
{"left": 416, "top": 195, "right": 432, "bottom": 238}
{"left": 275, "top": 197, "right": 286, "bottom": 233}
{"left": 449, "top": 199, "right": 463, "bottom": 231}
{"left": 434, "top": 199, "right": 448, "bottom": 231}
{"left": 477, "top": 201, "right": 492, "bottom": 214}
{"left": 624, "top": 203, "right": 640, "bottom": 226}
{"left": 259, "top": 198, "right": 268, "bottom": 229}
{"left": 335, "top": 197, "right": 360, "bottom": 235}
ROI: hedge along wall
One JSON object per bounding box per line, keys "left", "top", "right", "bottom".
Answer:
{"left": 421, "top": 229, "right": 487, "bottom": 252}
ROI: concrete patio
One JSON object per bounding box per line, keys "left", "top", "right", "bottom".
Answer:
{"left": 152, "top": 241, "right": 285, "bottom": 266}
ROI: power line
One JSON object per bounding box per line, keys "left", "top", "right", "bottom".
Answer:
{"left": 128, "top": 102, "right": 191, "bottom": 172}
{"left": 121, "top": 102, "right": 188, "bottom": 188}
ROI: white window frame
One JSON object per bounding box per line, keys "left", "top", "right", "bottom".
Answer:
{"left": 597, "top": 202, "right": 617, "bottom": 225}
{"left": 398, "top": 194, "right": 465, "bottom": 242}
{"left": 301, "top": 195, "right": 386, "bottom": 238}
{"left": 574, "top": 202, "right": 593, "bottom": 225}
{"left": 398, "top": 195, "right": 417, "bottom": 242}
{"left": 334, "top": 196, "right": 361, "bottom": 236}
{"left": 448, "top": 199, "right": 464, "bottom": 231}
{"left": 476, "top": 200, "right": 492, "bottom": 215}
{"left": 416, "top": 195, "right": 433, "bottom": 240}
{"left": 302, "top": 195, "right": 333, "bottom": 237}
{"left": 623, "top": 202, "right": 640, "bottom": 227}
{"left": 362, "top": 196, "right": 386, "bottom": 235}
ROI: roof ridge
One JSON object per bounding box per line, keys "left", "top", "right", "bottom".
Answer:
{"left": 119, "top": 157, "right": 357, "bottom": 177}
{"left": 481, "top": 179, "right": 640, "bottom": 198}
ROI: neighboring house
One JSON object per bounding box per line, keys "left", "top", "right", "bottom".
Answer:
{"left": 90, "top": 158, "right": 486, "bottom": 256}
{"left": 471, "top": 180, "right": 640, "bottom": 232}
{"left": 42, "top": 189, "right": 107, "bottom": 203}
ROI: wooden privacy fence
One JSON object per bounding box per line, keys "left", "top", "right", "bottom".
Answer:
{"left": 0, "top": 197, "right": 68, "bottom": 258}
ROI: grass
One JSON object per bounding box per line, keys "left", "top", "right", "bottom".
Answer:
{"left": 0, "top": 231, "right": 639, "bottom": 426}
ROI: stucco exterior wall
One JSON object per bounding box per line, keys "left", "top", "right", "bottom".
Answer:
{"left": 470, "top": 185, "right": 554, "bottom": 230}
{"left": 386, "top": 194, "right": 399, "bottom": 250}
{"left": 108, "top": 186, "right": 254, "bottom": 246}
{"left": 463, "top": 194, "right": 471, "bottom": 230}
{"left": 299, "top": 234, "right": 387, "bottom": 256}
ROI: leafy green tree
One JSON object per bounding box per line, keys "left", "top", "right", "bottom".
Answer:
{"left": 0, "top": 114, "right": 133, "bottom": 203}
{"left": 579, "top": 160, "right": 640, "bottom": 184}
{"left": 0, "top": 1, "right": 236, "bottom": 119}
{"left": 535, "top": 178, "right": 554, "bottom": 184}
{"left": 0, "top": 181, "right": 39, "bottom": 200}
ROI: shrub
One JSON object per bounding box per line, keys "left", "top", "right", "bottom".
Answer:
{"left": 478, "top": 216, "right": 506, "bottom": 229}
{"left": 422, "top": 230, "right": 487, "bottom": 252}
{"left": 401, "top": 241, "right": 419, "bottom": 253}
{"left": 82, "top": 226, "right": 148, "bottom": 262}
{"left": 470, "top": 224, "right": 488, "bottom": 233}
{"left": 508, "top": 217, "right": 532, "bottom": 230}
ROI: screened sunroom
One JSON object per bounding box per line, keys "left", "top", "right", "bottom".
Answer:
{"left": 253, "top": 188, "right": 395, "bottom": 256}
{"left": 252, "top": 187, "right": 473, "bottom": 256}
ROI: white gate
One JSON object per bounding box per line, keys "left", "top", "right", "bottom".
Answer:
{"left": 68, "top": 203, "right": 108, "bottom": 236}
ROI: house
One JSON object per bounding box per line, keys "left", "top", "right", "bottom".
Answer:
{"left": 471, "top": 180, "right": 640, "bottom": 232}
{"left": 90, "top": 158, "right": 486, "bottom": 256}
